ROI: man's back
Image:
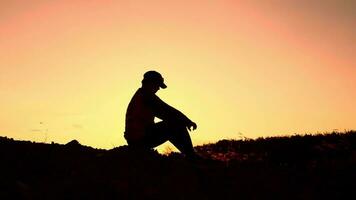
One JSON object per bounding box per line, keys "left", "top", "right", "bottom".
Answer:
{"left": 125, "top": 88, "right": 155, "bottom": 141}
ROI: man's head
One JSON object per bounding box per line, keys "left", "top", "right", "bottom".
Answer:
{"left": 141, "top": 71, "right": 167, "bottom": 93}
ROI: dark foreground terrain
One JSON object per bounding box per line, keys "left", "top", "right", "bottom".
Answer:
{"left": 1, "top": 131, "right": 355, "bottom": 200}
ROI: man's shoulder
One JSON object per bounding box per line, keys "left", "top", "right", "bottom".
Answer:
{"left": 132, "top": 88, "right": 165, "bottom": 107}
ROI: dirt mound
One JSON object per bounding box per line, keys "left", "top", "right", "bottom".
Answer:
{"left": 0, "top": 131, "right": 355, "bottom": 200}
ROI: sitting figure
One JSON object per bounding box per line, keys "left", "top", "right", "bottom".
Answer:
{"left": 124, "top": 70, "right": 198, "bottom": 158}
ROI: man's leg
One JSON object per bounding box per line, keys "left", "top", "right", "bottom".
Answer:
{"left": 149, "top": 121, "right": 195, "bottom": 156}
{"left": 144, "top": 123, "right": 170, "bottom": 149}
{"left": 168, "top": 123, "right": 195, "bottom": 156}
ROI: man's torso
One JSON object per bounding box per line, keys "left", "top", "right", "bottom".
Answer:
{"left": 125, "top": 88, "right": 155, "bottom": 141}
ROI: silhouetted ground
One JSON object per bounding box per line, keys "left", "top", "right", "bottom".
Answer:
{"left": 0, "top": 131, "right": 355, "bottom": 200}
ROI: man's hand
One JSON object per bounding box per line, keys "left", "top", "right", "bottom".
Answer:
{"left": 187, "top": 121, "right": 197, "bottom": 131}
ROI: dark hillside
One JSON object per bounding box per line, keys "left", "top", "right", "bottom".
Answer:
{"left": 1, "top": 131, "right": 355, "bottom": 200}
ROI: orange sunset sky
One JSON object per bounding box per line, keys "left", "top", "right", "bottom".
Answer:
{"left": 1, "top": 0, "right": 355, "bottom": 151}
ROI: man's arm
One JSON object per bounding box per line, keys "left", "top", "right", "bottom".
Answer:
{"left": 149, "top": 95, "right": 197, "bottom": 130}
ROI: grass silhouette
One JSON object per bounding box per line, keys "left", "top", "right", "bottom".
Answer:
{"left": 0, "top": 130, "right": 355, "bottom": 200}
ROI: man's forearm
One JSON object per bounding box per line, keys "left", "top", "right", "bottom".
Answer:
{"left": 155, "top": 99, "right": 191, "bottom": 124}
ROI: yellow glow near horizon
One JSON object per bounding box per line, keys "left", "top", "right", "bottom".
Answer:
{"left": 1, "top": 1, "right": 355, "bottom": 151}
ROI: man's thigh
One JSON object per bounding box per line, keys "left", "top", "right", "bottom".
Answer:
{"left": 144, "top": 121, "right": 171, "bottom": 148}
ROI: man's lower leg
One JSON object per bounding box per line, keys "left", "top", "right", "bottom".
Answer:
{"left": 169, "top": 128, "right": 196, "bottom": 156}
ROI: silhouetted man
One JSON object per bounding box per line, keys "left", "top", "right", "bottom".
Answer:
{"left": 124, "top": 71, "right": 198, "bottom": 158}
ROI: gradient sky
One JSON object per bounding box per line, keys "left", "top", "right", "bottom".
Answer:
{"left": 1, "top": 0, "right": 355, "bottom": 151}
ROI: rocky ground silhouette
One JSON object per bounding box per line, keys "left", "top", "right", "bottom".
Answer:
{"left": 0, "top": 131, "right": 355, "bottom": 200}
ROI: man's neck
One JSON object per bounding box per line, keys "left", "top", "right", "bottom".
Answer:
{"left": 140, "top": 87, "right": 154, "bottom": 95}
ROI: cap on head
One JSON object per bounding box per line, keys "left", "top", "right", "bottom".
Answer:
{"left": 143, "top": 71, "right": 167, "bottom": 89}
